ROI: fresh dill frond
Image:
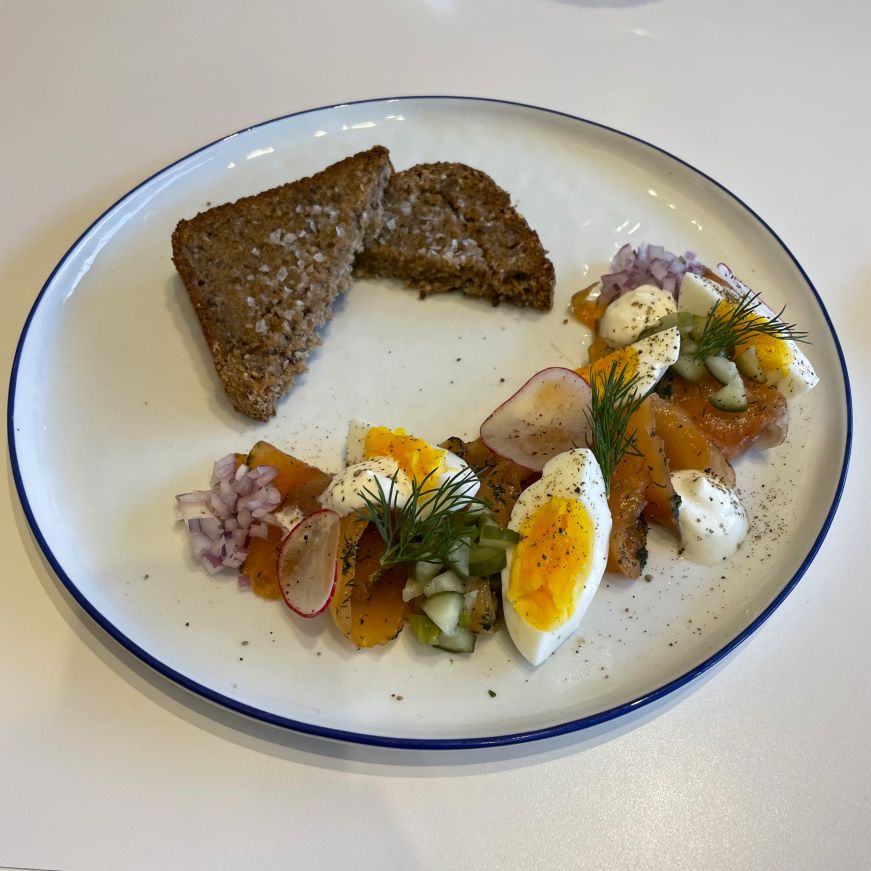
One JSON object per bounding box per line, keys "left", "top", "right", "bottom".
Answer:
{"left": 584, "top": 360, "right": 645, "bottom": 496}
{"left": 355, "top": 466, "right": 491, "bottom": 568}
{"left": 693, "top": 290, "right": 809, "bottom": 362}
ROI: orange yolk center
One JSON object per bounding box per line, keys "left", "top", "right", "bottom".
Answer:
{"left": 508, "top": 496, "right": 594, "bottom": 631}
{"left": 363, "top": 427, "right": 447, "bottom": 484}
{"left": 731, "top": 308, "right": 793, "bottom": 376}
{"left": 576, "top": 346, "right": 639, "bottom": 387}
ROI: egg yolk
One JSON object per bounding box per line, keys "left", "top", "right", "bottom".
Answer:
{"left": 576, "top": 346, "right": 638, "bottom": 387}
{"left": 508, "top": 496, "right": 595, "bottom": 631}
{"left": 364, "top": 427, "right": 447, "bottom": 484}
{"left": 733, "top": 311, "right": 793, "bottom": 376}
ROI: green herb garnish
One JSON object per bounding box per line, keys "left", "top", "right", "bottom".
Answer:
{"left": 355, "top": 467, "right": 491, "bottom": 569}
{"left": 693, "top": 291, "right": 809, "bottom": 362}
{"left": 584, "top": 359, "right": 646, "bottom": 496}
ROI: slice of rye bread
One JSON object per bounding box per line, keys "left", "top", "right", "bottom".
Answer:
{"left": 172, "top": 145, "right": 393, "bottom": 420}
{"left": 354, "top": 162, "right": 555, "bottom": 310}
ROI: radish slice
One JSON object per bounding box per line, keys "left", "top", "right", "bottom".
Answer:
{"left": 277, "top": 509, "right": 341, "bottom": 618}
{"left": 479, "top": 367, "right": 593, "bottom": 472}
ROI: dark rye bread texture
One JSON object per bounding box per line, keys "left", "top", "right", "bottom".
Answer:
{"left": 172, "top": 146, "right": 393, "bottom": 420}
{"left": 354, "top": 162, "right": 555, "bottom": 310}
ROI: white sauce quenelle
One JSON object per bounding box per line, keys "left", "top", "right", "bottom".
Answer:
{"left": 598, "top": 284, "right": 676, "bottom": 346}
{"left": 318, "top": 457, "right": 413, "bottom": 517}
{"left": 671, "top": 470, "right": 748, "bottom": 564}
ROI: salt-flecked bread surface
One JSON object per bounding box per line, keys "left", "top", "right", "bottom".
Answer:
{"left": 354, "top": 162, "right": 555, "bottom": 310}
{"left": 172, "top": 146, "right": 393, "bottom": 420}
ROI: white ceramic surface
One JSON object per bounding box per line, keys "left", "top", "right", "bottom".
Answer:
{"left": 10, "top": 97, "right": 849, "bottom": 746}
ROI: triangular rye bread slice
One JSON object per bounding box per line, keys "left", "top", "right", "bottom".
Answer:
{"left": 172, "top": 145, "right": 393, "bottom": 420}
{"left": 354, "top": 162, "right": 555, "bottom": 310}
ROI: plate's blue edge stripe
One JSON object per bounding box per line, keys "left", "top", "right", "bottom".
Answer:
{"left": 6, "top": 95, "right": 853, "bottom": 751}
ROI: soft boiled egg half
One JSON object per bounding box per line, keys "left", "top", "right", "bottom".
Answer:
{"left": 577, "top": 326, "right": 681, "bottom": 399}
{"left": 319, "top": 420, "right": 480, "bottom": 517}
{"left": 501, "top": 448, "right": 611, "bottom": 666}
{"left": 679, "top": 271, "right": 818, "bottom": 399}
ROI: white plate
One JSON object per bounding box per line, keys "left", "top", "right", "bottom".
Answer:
{"left": 9, "top": 97, "right": 851, "bottom": 748}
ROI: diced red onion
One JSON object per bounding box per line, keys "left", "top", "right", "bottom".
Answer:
{"left": 176, "top": 455, "right": 283, "bottom": 575}
{"left": 175, "top": 499, "right": 213, "bottom": 522}
{"left": 599, "top": 242, "right": 703, "bottom": 306}
{"left": 189, "top": 531, "right": 212, "bottom": 555}
{"left": 199, "top": 516, "right": 220, "bottom": 538}
{"left": 211, "top": 453, "right": 237, "bottom": 485}
{"left": 202, "top": 552, "right": 224, "bottom": 574}
{"left": 248, "top": 465, "right": 279, "bottom": 486}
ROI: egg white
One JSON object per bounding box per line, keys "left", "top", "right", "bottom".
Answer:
{"left": 345, "top": 418, "right": 479, "bottom": 501}
{"left": 624, "top": 326, "right": 682, "bottom": 398}
{"left": 501, "top": 448, "right": 611, "bottom": 666}
{"left": 678, "top": 272, "right": 818, "bottom": 398}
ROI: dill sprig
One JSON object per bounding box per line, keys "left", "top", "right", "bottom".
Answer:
{"left": 355, "top": 467, "right": 491, "bottom": 568}
{"left": 584, "top": 360, "right": 645, "bottom": 496}
{"left": 693, "top": 290, "right": 809, "bottom": 362}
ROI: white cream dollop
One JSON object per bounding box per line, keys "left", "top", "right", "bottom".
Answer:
{"left": 599, "top": 284, "right": 676, "bottom": 346}
{"left": 318, "top": 457, "right": 413, "bottom": 517}
{"left": 671, "top": 469, "right": 748, "bottom": 564}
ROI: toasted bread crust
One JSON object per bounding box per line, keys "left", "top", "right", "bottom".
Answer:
{"left": 354, "top": 162, "right": 554, "bottom": 310}
{"left": 172, "top": 146, "right": 393, "bottom": 419}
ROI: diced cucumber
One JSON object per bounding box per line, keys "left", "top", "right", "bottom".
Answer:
{"left": 707, "top": 375, "right": 748, "bottom": 412}
{"left": 658, "top": 310, "right": 696, "bottom": 335}
{"left": 462, "top": 587, "right": 480, "bottom": 612}
{"left": 735, "top": 345, "right": 767, "bottom": 383}
{"left": 478, "top": 525, "right": 520, "bottom": 549}
{"left": 402, "top": 577, "right": 427, "bottom": 602}
{"left": 465, "top": 501, "right": 494, "bottom": 518}
{"left": 468, "top": 545, "right": 507, "bottom": 577}
{"left": 674, "top": 310, "right": 696, "bottom": 336}
{"left": 445, "top": 536, "right": 471, "bottom": 578}
{"left": 638, "top": 311, "right": 695, "bottom": 341}
{"left": 411, "top": 560, "right": 443, "bottom": 583}
{"left": 680, "top": 337, "right": 699, "bottom": 356}
{"left": 705, "top": 355, "right": 739, "bottom": 385}
{"left": 436, "top": 626, "right": 477, "bottom": 654}
{"left": 691, "top": 314, "right": 709, "bottom": 341}
{"left": 407, "top": 614, "right": 440, "bottom": 646}
{"left": 422, "top": 591, "right": 463, "bottom": 634}
{"left": 454, "top": 509, "right": 485, "bottom": 528}
{"left": 671, "top": 354, "right": 706, "bottom": 383}
{"left": 473, "top": 509, "right": 497, "bottom": 531}
{"left": 423, "top": 569, "right": 466, "bottom": 597}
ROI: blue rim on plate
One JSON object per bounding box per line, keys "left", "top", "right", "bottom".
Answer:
{"left": 7, "top": 96, "right": 853, "bottom": 750}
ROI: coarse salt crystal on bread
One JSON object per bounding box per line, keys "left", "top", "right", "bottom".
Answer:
{"left": 354, "top": 162, "right": 555, "bottom": 311}
{"left": 171, "top": 146, "right": 394, "bottom": 420}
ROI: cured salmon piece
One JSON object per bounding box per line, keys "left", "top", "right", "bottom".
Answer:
{"left": 662, "top": 373, "right": 787, "bottom": 460}
{"left": 606, "top": 397, "right": 676, "bottom": 578}
{"left": 246, "top": 441, "right": 332, "bottom": 514}
{"left": 330, "top": 517, "right": 409, "bottom": 648}
{"left": 440, "top": 436, "right": 537, "bottom": 527}
{"left": 650, "top": 396, "right": 736, "bottom": 487}
{"left": 240, "top": 441, "right": 332, "bottom": 599}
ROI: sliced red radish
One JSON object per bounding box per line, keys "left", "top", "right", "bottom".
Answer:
{"left": 277, "top": 509, "right": 341, "bottom": 618}
{"left": 480, "top": 367, "right": 593, "bottom": 472}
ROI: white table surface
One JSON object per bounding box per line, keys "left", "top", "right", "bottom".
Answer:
{"left": 1, "top": 1, "right": 867, "bottom": 869}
